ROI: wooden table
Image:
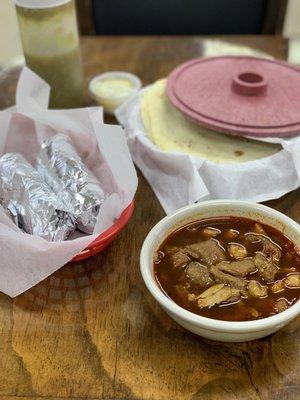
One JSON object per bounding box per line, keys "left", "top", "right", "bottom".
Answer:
{"left": 0, "top": 36, "right": 299, "bottom": 400}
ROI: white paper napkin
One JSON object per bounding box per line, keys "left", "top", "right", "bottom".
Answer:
{"left": 116, "top": 87, "right": 300, "bottom": 214}
{"left": 0, "top": 67, "right": 138, "bottom": 297}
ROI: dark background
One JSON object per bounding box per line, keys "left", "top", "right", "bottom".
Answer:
{"left": 76, "top": 0, "right": 288, "bottom": 35}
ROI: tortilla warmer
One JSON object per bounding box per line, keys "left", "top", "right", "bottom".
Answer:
{"left": 167, "top": 56, "right": 300, "bottom": 137}
{"left": 71, "top": 201, "right": 134, "bottom": 262}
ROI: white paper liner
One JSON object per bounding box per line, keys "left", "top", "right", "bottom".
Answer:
{"left": 115, "top": 87, "right": 300, "bottom": 214}
{"left": 0, "top": 67, "right": 138, "bottom": 297}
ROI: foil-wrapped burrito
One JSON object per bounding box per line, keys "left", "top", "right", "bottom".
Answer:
{"left": 0, "top": 153, "right": 75, "bottom": 241}
{"left": 37, "top": 134, "right": 106, "bottom": 234}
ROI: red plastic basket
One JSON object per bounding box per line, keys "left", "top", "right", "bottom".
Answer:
{"left": 71, "top": 201, "right": 134, "bottom": 262}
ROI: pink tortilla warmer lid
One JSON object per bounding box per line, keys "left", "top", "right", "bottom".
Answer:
{"left": 166, "top": 56, "right": 300, "bottom": 137}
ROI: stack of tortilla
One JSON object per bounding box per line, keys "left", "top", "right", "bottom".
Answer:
{"left": 140, "top": 79, "right": 281, "bottom": 164}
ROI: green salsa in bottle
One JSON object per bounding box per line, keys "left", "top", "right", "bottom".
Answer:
{"left": 15, "top": 0, "right": 84, "bottom": 109}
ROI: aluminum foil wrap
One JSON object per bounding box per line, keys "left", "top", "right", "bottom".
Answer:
{"left": 37, "top": 134, "right": 106, "bottom": 234}
{"left": 0, "top": 153, "right": 75, "bottom": 241}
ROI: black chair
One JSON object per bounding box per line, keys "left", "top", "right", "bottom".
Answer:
{"left": 76, "top": 0, "right": 287, "bottom": 35}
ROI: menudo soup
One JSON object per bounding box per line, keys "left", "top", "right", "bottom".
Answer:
{"left": 154, "top": 217, "right": 300, "bottom": 321}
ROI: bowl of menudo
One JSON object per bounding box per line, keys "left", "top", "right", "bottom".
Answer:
{"left": 140, "top": 200, "right": 300, "bottom": 342}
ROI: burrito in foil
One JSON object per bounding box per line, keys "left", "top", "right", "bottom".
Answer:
{"left": 37, "top": 134, "right": 106, "bottom": 234}
{"left": 0, "top": 153, "right": 75, "bottom": 241}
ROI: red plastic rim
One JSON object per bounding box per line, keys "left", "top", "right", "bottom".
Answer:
{"left": 71, "top": 201, "right": 134, "bottom": 262}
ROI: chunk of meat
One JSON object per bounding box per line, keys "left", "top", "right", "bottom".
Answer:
{"left": 274, "top": 298, "right": 290, "bottom": 313}
{"left": 247, "top": 280, "right": 268, "bottom": 298}
{"left": 228, "top": 243, "right": 247, "bottom": 259}
{"left": 166, "top": 247, "right": 190, "bottom": 268}
{"left": 210, "top": 258, "right": 256, "bottom": 295}
{"left": 215, "top": 259, "right": 256, "bottom": 277}
{"left": 246, "top": 234, "right": 281, "bottom": 262}
{"left": 196, "top": 284, "right": 240, "bottom": 308}
{"left": 253, "top": 253, "right": 278, "bottom": 283}
{"left": 171, "top": 251, "right": 189, "bottom": 268}
{"left": 201, "top": 227, "right": 221, "bottom": 237}
{"left": 210, "top": 264, "right": 248, "bottom": 294}
{"left": 245, "top": 233, "right": 262, "bottom": 244}
{"left": 185, "top": 262, "right": 211, "bottom": 286}
{"left": 271, "top": 279, "right": 285, "bottom": 293}
{"left": 263, "top": 239, "right": 281, "bottom": 262}
{"left": 185, "top": 239, "right": 226, "bottom": 265}
{"left": 284, "top": 273, "right": 300, "bottom": 288}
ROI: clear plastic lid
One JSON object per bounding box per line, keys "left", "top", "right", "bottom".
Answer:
{"left": 14, "top": 0, "right": 71, "bottom": 9}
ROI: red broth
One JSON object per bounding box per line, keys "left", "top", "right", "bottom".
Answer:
{"left": 154, "top": 217, "right": 300, "bottom": 321}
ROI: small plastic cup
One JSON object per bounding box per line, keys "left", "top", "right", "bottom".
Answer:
{"left": 89, "top": 71, "right": 141, "bottom": 115}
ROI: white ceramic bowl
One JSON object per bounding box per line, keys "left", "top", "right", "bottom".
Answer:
{"left": 140, "top": 200, "right": 300, "bottom": 342}
{"left": 88, "top": 71, "right": 141, "bottom": 115}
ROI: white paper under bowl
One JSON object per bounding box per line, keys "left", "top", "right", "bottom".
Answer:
{"left": 140, "top": 200, "right": 300, "bottom": 342}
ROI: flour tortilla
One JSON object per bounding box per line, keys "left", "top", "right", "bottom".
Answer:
{"left": 141, "top": 79, "right": 281, "bottom": 164}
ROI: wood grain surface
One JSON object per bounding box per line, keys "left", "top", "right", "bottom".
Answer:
{"left": 0, "top": 36, "right": 299, "bottom": 400}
